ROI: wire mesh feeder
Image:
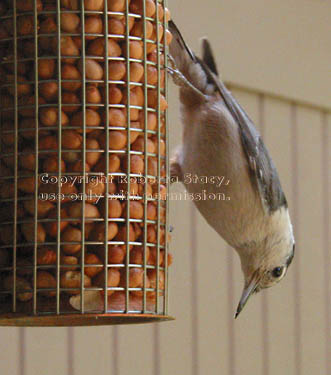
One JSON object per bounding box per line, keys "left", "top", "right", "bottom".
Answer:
{"left": 0, "top": 0, "right": 174, "bottom": 326}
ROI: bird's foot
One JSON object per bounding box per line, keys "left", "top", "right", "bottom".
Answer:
{"left": 167, "top": 53, "right": 178, "bottom": 71}
{"left": 167, "top": 54, "right": 205, "bottom": 100}
{"left": 170, "top": 160, "right": 183, "bottom": 184}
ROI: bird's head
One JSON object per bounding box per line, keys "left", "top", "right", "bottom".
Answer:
{"left": 235, "top": 212, "right": 295, "bottom": 318}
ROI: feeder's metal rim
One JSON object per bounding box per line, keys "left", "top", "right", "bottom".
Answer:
{"left": 0, "top": 313, "right": 175, "bottom": 327}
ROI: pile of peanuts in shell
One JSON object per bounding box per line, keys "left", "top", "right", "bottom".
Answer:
{"left": 0, "top": 0, "right": 173, "bottom": 313}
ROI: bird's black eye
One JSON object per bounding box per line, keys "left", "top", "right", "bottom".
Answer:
{"left": 272, "top": 267, "right": 283, "bottom": 278}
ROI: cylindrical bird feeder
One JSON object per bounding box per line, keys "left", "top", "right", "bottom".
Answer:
{"left": 0, "top": 0, "right": 173, "bottom": 326}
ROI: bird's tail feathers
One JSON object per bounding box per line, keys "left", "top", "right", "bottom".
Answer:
{"left": 168, "top": 20, "right": 195, "bottom": 74}
{"left": 168, "top": 20, "right": 217, "bottom": 95}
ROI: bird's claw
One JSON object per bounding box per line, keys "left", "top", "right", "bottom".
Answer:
{"left": 166, "top": 54, "right": 205, "bottom": 100}
{"left": 167, "top": 53, "right": 177, "bottom": 69}
{"left": 166, "top": 53, "right": 187, "bottom": 86}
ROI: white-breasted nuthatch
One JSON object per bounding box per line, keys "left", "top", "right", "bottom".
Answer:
{"left": 168, "top": 21, "right": 295, "bottom": 318}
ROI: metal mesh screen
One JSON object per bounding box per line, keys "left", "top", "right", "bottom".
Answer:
{"left": 0, "top": 0, "right": 173, "bottom": 326}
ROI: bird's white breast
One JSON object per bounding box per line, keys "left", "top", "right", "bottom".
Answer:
{"left": 179, "top": 97, "right": 267, "bottom": 248}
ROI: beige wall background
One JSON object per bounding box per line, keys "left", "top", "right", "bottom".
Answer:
{"left": 0, "top": 1, "right": 330, "bottom": 375}
{"left": 170, "top": 0, "right": 331, "bottom": 109}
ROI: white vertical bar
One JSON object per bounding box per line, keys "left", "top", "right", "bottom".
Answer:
{"left": 71, "top": 327, "right": 114, "bottom": 374}
{"left": 25, "top": 328, "right": 68, "bottom": 375}
{"left": 116, "top": 325, "right": 155, "bottom": 375}
{"left": 264, "top": 97, "right": 297, "bottom": 375}
{"left": 195, "top": 206, "right": 229, "bottom": 375}
{"left": 296, "top": 106, "right": 326, "bottom": 375}
{"left": 322, "top": 113, "right": 330, "bottom": 375}
{"left": 0, "top": 328, "right": 20, "bottom": 375}
{"left": 291, "top": 104, "right": 302, "bottom": 375}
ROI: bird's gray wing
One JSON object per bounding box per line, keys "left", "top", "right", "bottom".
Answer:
{"left": 198, "top": 40, "right": 287, "bottom": 213}
{"left": 201, "top": 38, "right": 219, "bottom": 77}
{"left": 216, "top": 78, "right": 287, "bottom": 213}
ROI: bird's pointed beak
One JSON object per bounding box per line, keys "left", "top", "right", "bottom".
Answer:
{"left": 235, "top": 272, "right": 260, "bottom": 319}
